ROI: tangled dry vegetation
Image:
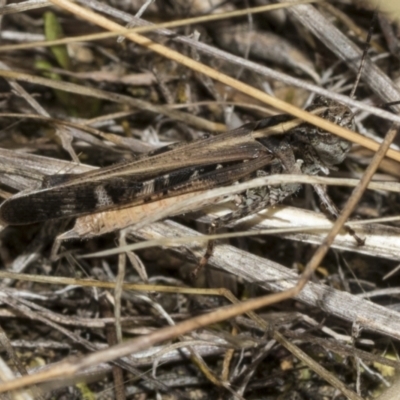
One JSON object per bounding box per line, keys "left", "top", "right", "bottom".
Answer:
{"left": 1, "top": 0, "right": 400, "bottom": 399}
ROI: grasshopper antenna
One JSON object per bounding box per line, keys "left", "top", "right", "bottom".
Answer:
{"left": 350, "top": 9, "right": 378, "bottom": 99}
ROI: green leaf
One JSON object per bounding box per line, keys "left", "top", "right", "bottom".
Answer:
{"left": 44, "top": 11, "right": 71, "bottom": 70}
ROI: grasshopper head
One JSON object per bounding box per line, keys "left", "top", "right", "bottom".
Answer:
{"left": 304, "top": 96, "right": 354, "bottom": 167}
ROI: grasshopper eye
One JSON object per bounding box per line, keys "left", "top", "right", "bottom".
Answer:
{"left": 338, "top": 110, "right": 356, "bottom": 131}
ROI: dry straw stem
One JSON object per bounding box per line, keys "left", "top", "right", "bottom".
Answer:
{"left": 0, "top": 1, "right": 316, "bottom": 48}
{"left": 0, "top": 213, "right": 398, "bottom": 399}
{"left": 282, "top": 0, "right": 400, "bottom": 106}
{"left": 2, "top": 3, "right": 400, "bottom": 127}
{"left": 0, "top": 71, "right": 226, "bottom": 132}
{"left": 0, "top": 112, "right": 165, "bottom": 150}
{"left": 2, "top": 3, "right": 400, "bottom": 149}
{"left": 79, "top": 203, "right": 400, "bottom": 261}
{"left": 295, "top": 121, "right": 399, "bottom": 299}
{"left": 0, "top": 236, "right": 398, "bottom": 398}
{"left": 44, "top": 0, "right": 400, "bottom": 162}
{"left": 0, "top": 146, "right": 398, "bottom": 396}
{"left": 5, "top": 2, "right": 389, "bottom": 396}
{"left": 0, "top": 1, "right": 398, "bottom": 396}
{"left": 0, "top": 0, "right": 50, "bottom": 15}
{"left": 0, "top": 150, "right": 396, "bottom": 328}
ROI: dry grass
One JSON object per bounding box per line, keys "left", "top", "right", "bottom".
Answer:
{"left": 0, "top": 0, "right": 400, "bottom": 399}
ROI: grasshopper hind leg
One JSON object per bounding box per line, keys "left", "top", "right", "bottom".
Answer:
{"left": 192, "top": 175, "right": 302, "bottom": 279}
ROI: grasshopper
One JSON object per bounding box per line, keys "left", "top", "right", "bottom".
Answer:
{"left": 0, "top": 97, "right": 354, "bottom": 241}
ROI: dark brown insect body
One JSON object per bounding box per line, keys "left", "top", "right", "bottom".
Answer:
{"left": 0, "top": 97, "right": 354, "bottom": 226}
